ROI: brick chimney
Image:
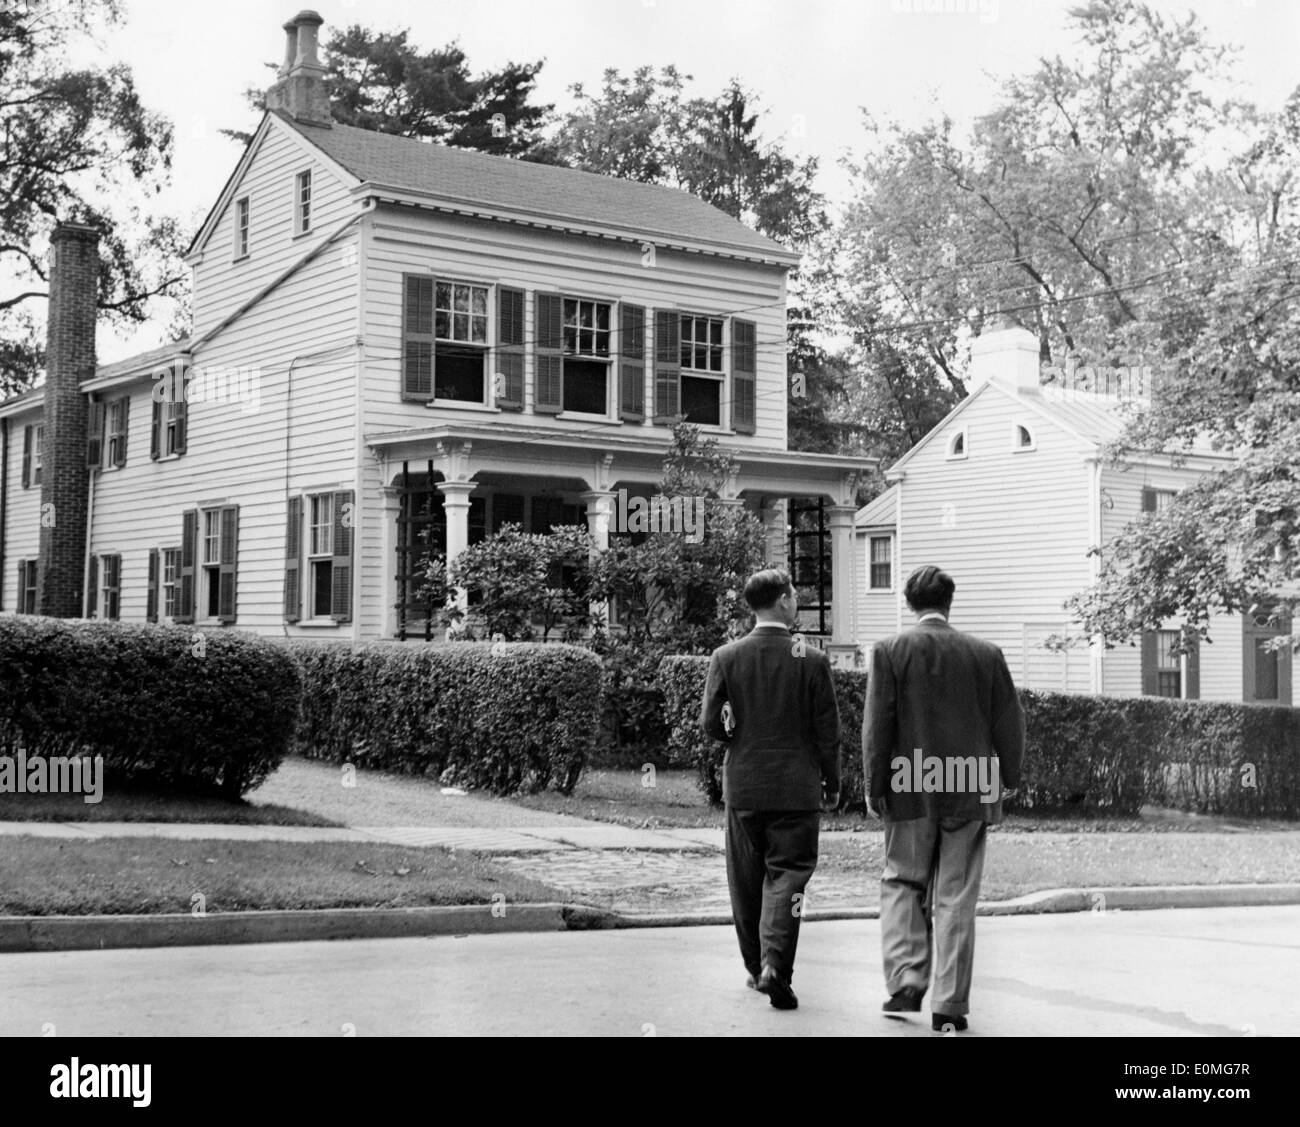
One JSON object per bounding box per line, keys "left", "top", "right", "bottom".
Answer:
{"left": 37, "top": 223, "right": 98, "bottom": 618}
{"left": 265, "top": 10, "right": 332, "bottom": 127}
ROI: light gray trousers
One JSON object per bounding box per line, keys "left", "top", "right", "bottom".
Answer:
{"left": 880, "top": 816, "right": 988, "bottom": 1016}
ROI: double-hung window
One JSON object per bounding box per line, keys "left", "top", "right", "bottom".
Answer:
{"left": 561, "top": 297, "right": 613, "bottom": 415}
{"left": 235, "top": 196, "right": 250, "bottom": 259}
{"left": 679, "top": 314, "right": 725, "bottom": 426}
{"left": 308, "top": 493, "right": 335, "bottom": 619}
{"left": 402, "top": 277, "right": 491, "bottom": 404}
{"left": 295, "top": 170, "right": 312, "bottom": 234}
{"left": 869, "top": 536, "right": 893, "bottom": 590}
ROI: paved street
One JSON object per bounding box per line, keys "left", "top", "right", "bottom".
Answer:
{"left": 1, "top": 906, "right": 1294, "bottom": 1037}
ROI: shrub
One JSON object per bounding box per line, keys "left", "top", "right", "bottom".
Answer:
{"left": 291, "top": 640, "right": 602, "bottom": 795}
{"left": 657, "top": 655, "right": 1300, "bottom": 816}
{"left": 0, "top": 616, "right": 300, "bottom": 797}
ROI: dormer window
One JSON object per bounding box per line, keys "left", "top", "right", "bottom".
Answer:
{"left": 1013, "top": 422, "right": 1036, "bottom": 452}
{"left": 946, "top": 428, "right": 968, "bottom": 460}
{"left": 295, "top": 170, "right": 312, "bottom": 234}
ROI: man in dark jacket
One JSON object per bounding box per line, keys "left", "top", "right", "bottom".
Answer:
{"left": 701, "top": 568, "right": 841, "bottom": 1011}
{"left": 863, "top": 565, "right": 1025, "bottom": 1033}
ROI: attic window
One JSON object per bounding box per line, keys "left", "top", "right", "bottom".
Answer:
{"left": 295, "top": 170, "right": 312, "bottom": 234}
{"left": 1013, "top": 422, "right": 1036, "bottom": 452}
{"left": 946, "top": 428, "right": 968, "bottom": 460}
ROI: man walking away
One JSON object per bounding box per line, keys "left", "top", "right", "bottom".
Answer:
{"left": 863, "top": 565, "right": 1025, "bottom": 1032}
{"left": 700, "top": 568, "right": 841, "bottom": 1011}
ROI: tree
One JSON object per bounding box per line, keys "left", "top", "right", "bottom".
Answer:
{"left": 0, "top": 2, "right": 185, "bottom": 397}
{"left": 224, "top": 25, "right": 553, "bottom": 159}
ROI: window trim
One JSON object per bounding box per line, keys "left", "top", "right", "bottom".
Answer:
{"left": 31, "top": 423, "right": 43, "bottom": 486}
{"left": 99, "top": 553, "right": 122, "bottom": 621}
{"left": 294, "top": 169, "right": 312, "bottom": 236}
{"left": 234, "top": 195, "right": 250, "bottom": 260}
{"left": 306, "top": 492, "right": 335, "bottom": 621}
{"left": 558, "top": 291, "right": 615, "bottom": 418}
{"left": 868, "top": 535, "right": 894, "bottom": 591}
{"left": 1012, "top": 420, "right": 1037, "bottom": 452}
{"left": 106, "top": 397, "right": 129, "bottom": 469}
{"left": 162, "top": 546, "right": 181, "bottom": 620}
{"left": 945, "top": 427, "right": 968, "bottom": 461}
{"left": 432, "top": 277, "right": 492, "bottom": 407}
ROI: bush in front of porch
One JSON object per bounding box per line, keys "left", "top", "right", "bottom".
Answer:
{"left": 291, "top": 641, "right": 602, "bottom": 795}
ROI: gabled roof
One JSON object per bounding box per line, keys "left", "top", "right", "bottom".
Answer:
{"left": 0, "top": 384, "right": 42, "bottom": 419}
{"left": 282, "top": 115, "right": 798, "bottom": 266}
{"left": 855, "top": 484, "right": 897, "bottom": 528}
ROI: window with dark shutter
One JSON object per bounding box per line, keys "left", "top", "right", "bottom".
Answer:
{"left": 217, "top": 505, "right": 239, "bottom": 624}
{"left": 402, "top": 275, "right": 435, "bottom": 401}
{"left": 151, "top": 398, "right": 162, "bottom": 460}
{"left": 496, "top": 286, "right": 525, "bottom": 410}
{"left": 86, "top": 400, "right": 105, "bottom": 468}
{"left": 23, "top": 559, "right": 36, "bottom": 614}
{"left": 330, "top": 490, "right": 354, "bottom": 623}
{"left": 534, "top": 292, "right": 563, "bottom": 414}
{"left": 284, "top": 495, "right": 302, "bottom": 624}
{"left": 101, "top": 554, "right": 121, "bottom": 620}
{"left": 177, "top": 509, "right": 197, "bottom": 624}
{"left": 731, "top": 318, "right": 757, "bottom": 434}
{"left": 21, "top": 425, "right": 31, "bottom": 488}
{"left": 653, "top": 310, "right": 681, "bottom": 423}
{"left": 147, "top": 548, "right": 159, "bottom": 623}
{"left": 86, "top": 555, "right": 98, "bottom": 618}
{"left": 619, "top": 303, "right": 646, "bottom": 422}
{"left": 107, "top": 397, "right": 129, "bottom": 468}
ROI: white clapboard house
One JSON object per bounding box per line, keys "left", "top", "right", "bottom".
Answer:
{"left": 0, "top": 10, "right": 873, "bottom": 664}
{"left": 854, "top": 325, "right": 1295, "bottom": 705}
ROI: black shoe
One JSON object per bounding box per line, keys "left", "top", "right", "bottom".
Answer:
{"left": 882, "top": 985, "right": 925, "bottom": 1015}
{"left": 755, "top": 966, "right": 798, "bottom": 1010}
{"left": 932, "top": 1013, "right": 968, "bottom": 1033}
{"left": 745, "top": 972, "right": 759, "bottom": 991}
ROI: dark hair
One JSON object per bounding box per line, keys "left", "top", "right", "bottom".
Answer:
{"left": 904, "top": 565, "right": 955, "bottom": 614}
{"left": 743, "top": 568, "right": 793, "bottom": 612}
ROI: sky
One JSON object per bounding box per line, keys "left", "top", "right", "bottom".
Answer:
{"left": 56, "top": 0, "right": 1300, "bottom": 362}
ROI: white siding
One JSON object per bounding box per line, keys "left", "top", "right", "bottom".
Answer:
{"left": 893, "top": 385, "right": 1096, "bottom": 692}
{"left": 1199, "top": 608, "right": 1244, "bottom": 702}
{"left": 855, "top": 527, "right": 898, "bottom": 647}
{"left": 1, "top": 408, "right": 44, "bottom": 614}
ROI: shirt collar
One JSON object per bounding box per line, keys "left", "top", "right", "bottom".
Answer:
{"left": 752, "top": 621, "right": 791, "bottom": 631}
{"left": 917, "top": 612, "right": 949, "bottom": 624}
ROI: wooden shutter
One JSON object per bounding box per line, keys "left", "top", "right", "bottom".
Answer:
{"left": 1141, "top": 488, "right": 1157, "bottom": 514}
{"left": 146, "top": 548, "right": 159, "bottom": 623}
{"left": 113, "top": 398, "right": 129, "bottom": 468}
{"left": 619, "top": 303, "right": 646, "bottom": 422}
{"left": 1184, "top": 634, "right": 1200, "bottom": 701}
{"left": 22, "top": 425, "right": 32, "bottom": 488}
{"left": 496, "top": 286, "right": 525, "bottom": 410}
{"left": 534, "top": 292, "right": 563, "bottom": 414}
{"left": 217, "top": 504, "right": 239, "bottom": 624}
{"left": 1140, "top": 630, "right": 1158, "bottom": 696}
{"left": 330, "top": 490, "right": 354, "bottom": 623}
{"left": 174, "top": 377, "right": 188, "bottom": 456}
{"left": 85, "top": 400, "right": 104, "bottom": 468}
{"left": 104, "top": 554, "right": 120, "bottom": 620}
{"left": 284, "top": 495, "right": 302, "bottom": 624}
{"left": 402, "top": 275, "right": 434, "bottom": 401}
{"left": 151, "top": 398, "right": 162, "bottom": 460}
{"left": 86, "top": 555, "right": 98, "bottom": 618}
{"left": 177, "top": 509, "right": 197, "bottom": 624}
{"left": 653, "top": 310, "right": 680, "bottom": 423}
{"left": 731, "top": 317, "right": 757, "bottom": 434}
{"left": 15, "top": 561, "right": 24, "bottom": 613}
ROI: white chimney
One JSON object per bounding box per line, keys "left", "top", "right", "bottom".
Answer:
{"left": 968, "top": 325, "right": 1041, "bottom": 391}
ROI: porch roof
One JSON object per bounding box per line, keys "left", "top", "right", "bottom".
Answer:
{"left": 366, "top": 421, "right": 876, "bottom": 506}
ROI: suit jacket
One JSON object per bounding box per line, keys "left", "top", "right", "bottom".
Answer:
{"left": 700, "top": 625, "right": 841, "bottom": 810}
{"left": 863, "top": 618, "right": 1025, "bottom": 823}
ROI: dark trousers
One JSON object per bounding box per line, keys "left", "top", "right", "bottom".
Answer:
{"left": 880, "top": 817, "right": 987, "bottom": 1015}
{"left": 725, "top": 807, "right": 820, "bottom": 983}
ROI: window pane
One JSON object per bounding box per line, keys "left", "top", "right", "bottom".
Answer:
{"left": 710, "top": 319, "right": 722, "bottom": 345}
{"left": 596, "top": 304, "right": 609, "bottom": 332}
{"left": 562, "top": 359, "right": 607, "bottom": 414}
{"left": 454, "top": 286, "right": 469, "bottom": 313}
{"left": 1255, "top": 646, "right": 1280, "bottom": 700}
{"left": 435, "top": 345, "right": 486, "bottom": 403}
{"left": 681, "top": 375, "right": 720, "bottom": 426}
{"left": 471, "top": 287, "right": 487, "bottom": 316}
{"left": 454, "top": 313, "right": 469, "bottom": 340}
{"left": 471, "top": 315, "right": 487, "bottom": 344}
{"left": 436, "top": 282, "right": 451, "bottom": 311}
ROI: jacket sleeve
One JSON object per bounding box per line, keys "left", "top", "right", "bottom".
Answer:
{"left": 812, "top": 654, "right": 841, "bottom": 792}
{"left": 700, "top": 651, "right": 731, "bottom": 742}
{"left": 991, "top": 648, "right": 1025, "bottom": 789}
{"left": 863, "top": 642, "right": 897, "bottom": 801}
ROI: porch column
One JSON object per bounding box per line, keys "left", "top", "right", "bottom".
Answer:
{"left": 826, "top": 504, "right": 859, "bottom": 670}
{"left": 437, "top": 481, "right": 476, "bottom": 614}
{"left": 762, "top": 497, "right": 788, "bottom": 570}
{"left": 581, "top": 489, "right": 616, "bottom": 627}
{"left": 379, "top": 484, "right": 403, "bottom": 639}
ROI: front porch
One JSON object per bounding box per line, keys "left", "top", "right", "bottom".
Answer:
{"left": 367, "top": 422, "right": 876, "bottom": 666}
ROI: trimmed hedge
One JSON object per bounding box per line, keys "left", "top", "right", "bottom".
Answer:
{"left": 0, "top": 616, "right": 301, "bottom": 797}
{"left": 291, "top": 641, "right": 602, "bottom": 795}
{"left": 656, "top": 656, "right": 1300, "bottom": 817}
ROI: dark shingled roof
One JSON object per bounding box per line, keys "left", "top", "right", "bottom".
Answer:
{"left": 282, "top": 115, "right": 795, "bottom": 264}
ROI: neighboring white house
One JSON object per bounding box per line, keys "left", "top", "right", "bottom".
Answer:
{"left": 0, "top": 11, "right": 874, "bottom": 665}
{"left": 855, "top": 325, "right": 1296, "bottom": 706}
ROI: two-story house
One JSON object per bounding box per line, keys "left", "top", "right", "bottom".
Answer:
{"left": 854, "top": 325, "right": 1295, "bottom": 706}
{"left": 0, "top": 10, "right": 874, "bottom": 665}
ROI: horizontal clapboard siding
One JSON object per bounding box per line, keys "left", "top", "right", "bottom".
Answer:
{"left": 191, "top": 120, "right": 359, "bottom": 340}
{"left": 1, "top": 407, "right": 44, "bottom": 613}
{"left": 890, "top": 388, "right": 1095, "bottom": 692}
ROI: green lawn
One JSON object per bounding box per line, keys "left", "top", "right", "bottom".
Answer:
{"left": 0, "top": 838, "right": 565, "bottom": 916}
{"left": 0, "top": 782, "right": 337, "bottom": 826}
